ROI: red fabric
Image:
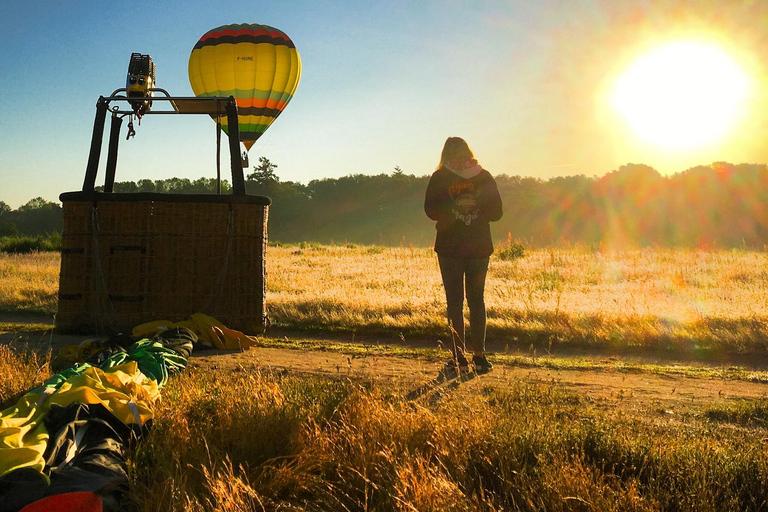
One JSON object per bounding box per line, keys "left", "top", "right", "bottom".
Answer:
{"left": 200, "top": 25, "right": 290, "bottom": 42}
{"left": 19, "top": 492, "right": 103, "bottom": 512}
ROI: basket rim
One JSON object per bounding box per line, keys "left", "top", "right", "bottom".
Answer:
{"left": 60, "top": 191, "right": 271, "bottom": 206}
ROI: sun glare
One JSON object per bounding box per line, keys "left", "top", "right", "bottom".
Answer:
{"left": 611, "top": 41, "right": 751, "bottom": 150}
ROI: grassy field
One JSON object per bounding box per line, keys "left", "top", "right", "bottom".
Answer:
{"left": 268, "top": 244, "right": 768, "bottom": 356}
{"left": 4, "top": 245, "right": 768, "bottom": 510}
{"left": 0, "top": 252, "right": 59, "bottom": 315}
{"left": 2, "top": 344, "right": 768, "bottom": 511}
{"left": 129, "top": 369, "right": 768, "bottom": 511}
{"left": 6, "top": 245, "right": 768, "bottom": 357}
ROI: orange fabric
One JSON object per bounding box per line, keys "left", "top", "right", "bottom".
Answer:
{"left": 235, "top": 97, "right": 288, "bottom": 110}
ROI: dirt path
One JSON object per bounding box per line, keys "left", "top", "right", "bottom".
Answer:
{"left": 193, "top": 345, "right": 768, "bottom": 412}
{"left": 4, "top": 318, "right": 767, "bottom": 417}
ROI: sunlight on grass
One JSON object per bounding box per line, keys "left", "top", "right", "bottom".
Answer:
{"left": 3, "top": 330, "right": 768, "bottom": 509}
{"left": 0, "top": 344, "right": 51, "bottom": 405}
{"left": 266, "top": 245, "right": 768, "bottom": 355}
{"left": 0, "top": 252, "right": 59, "bottom": 315}
{"left": 127, "top": 367, "right": 768, "bottom": 511}
{"left": 5, "top": 246, "right": 768, "bottom": 355}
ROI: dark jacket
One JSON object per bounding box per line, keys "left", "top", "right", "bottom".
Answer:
{"left": 424, "top": 167, "right": 503, "bottom": 258}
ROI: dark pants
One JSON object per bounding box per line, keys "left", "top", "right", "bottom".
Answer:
{"left": 437, "top": 254, "right": 489, "bottom": 355}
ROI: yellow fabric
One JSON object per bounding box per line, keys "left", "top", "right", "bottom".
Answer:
{"left": 132, "top": 320, "right": 175, "bottom": 339}
{"left": 57, "top": 339, "right": 105, "bottom": 363}
{"left": 132, "top": 314, "right": 259, "bottom": 351}
{"left": 188, "top": 313, "right": 259, "bottom": 351}
{"left": 172, "top": 319, "right": 198, "bottom": 332}
{"left": 189, "top": 43, "right": 299, "bottom": 98}
{"left": 0, "top": 362, "right": 159, "bottom": 478}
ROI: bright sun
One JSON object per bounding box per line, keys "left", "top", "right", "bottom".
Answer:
{"left": 611, "top": 41, "right": 751, "bottom": 150}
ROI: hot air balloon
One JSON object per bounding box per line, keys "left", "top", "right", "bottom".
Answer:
{"left": 188, "top": 23, "right": 301, "bottom": 151}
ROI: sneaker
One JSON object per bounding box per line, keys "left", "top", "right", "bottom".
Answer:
{"left": 472, "top": 354, "right": 493, "bottom": 374}
{"left": 444, "top": 353, "right": 470, "bottom": 373}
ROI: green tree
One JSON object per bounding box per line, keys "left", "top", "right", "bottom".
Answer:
{"left": 0, "top": 201, "right": 14, "bottom": 235}
{"left": 247, "top": 157, "right": 279, "bottom": 185}
{"left": 13, "top": 197, "right": 62, "bottom": 235}
{"left": 138, "top": 179, "right": 155, "bottom": 192}
{"left": 18, "top": 197, "right": 50, "bottom": 211}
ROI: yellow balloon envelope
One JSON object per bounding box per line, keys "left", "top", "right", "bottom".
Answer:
{"left": 188, "top": 23, "right": 301, "bottom": 150}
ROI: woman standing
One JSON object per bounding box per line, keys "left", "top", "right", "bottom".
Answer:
{"left": 425, "top": 137, "right": 503, "bottom": 373}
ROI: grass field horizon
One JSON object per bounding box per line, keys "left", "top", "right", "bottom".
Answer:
{"left": 4, "top": 243, "right": 768, "bottom": 359}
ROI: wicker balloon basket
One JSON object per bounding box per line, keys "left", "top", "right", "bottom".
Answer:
{"left": 56, "top": 95, "right": 270, "bottom": 334}
{"left": 56, "top": 193, "right": 269, "bottom": 334}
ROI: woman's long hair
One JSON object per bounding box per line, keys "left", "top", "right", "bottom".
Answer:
{"left": 437, "top": 137, "right": 475, "bottom": 170}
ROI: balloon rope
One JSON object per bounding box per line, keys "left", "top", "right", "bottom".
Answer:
{"left": 216, "top": 116, "right": 221, "bottom": 194}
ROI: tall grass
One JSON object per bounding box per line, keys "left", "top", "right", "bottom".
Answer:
{"left": 5, "top": 245, "right": 768, "bottom": 355}
{"left": 0, "top": 252, "right": 59, "bottom": 315}
{"left": 267, "top": 245, "right": 768, "bottom": 356}
{"left": 0, "top": 344, "right": 51, "bottom": 406}
{"left": 3, "top": 329, "right": 768, "bottom": 510}
{"left": 126, "top": 367, "right": 768, "bottom": 511}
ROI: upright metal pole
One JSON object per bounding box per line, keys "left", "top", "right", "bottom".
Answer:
{"left": 226, "top": 97, "right": 245, "bottom": 195}
{"left": 82, "top": 97, "right": 109, "bottom": 192}
{"left": 104, "top": 114, "right": 123, "bottom": 193}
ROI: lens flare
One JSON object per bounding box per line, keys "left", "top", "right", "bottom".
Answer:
{"left": 612, "top": 41, "right": 751, "bottom": 149}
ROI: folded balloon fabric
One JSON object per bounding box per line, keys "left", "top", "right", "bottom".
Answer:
{"left": 0, "top": 403, "right": 139, "bottom": 512}
{"left": 0, "top": 338, "right": 189, "bottom": 512}
{"left": 0, "top": 361, "right": 157, "bottom": 479}
{"left": 132, "top": 312, "right": 260, "bottom": 351}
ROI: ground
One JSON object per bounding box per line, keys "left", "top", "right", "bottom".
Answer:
{"left": 3, "top": 313, "right": 767, "bottom": 421}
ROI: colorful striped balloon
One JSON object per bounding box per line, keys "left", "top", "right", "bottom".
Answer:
{"left": 188, "top": 23, "right": 301, "bottom": 150}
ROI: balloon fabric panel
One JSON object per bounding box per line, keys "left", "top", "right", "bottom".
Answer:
{"left": 268, "top": 45, "right": 291, "bottom": 108}
{"left": 255, "top": 43, "right": 278, "bottom": 132}
{"left": 282, "top": 49, "right": 302, "bottom": 106}
{"left": 214, "top": 43, "right": 236, "bottom": 91}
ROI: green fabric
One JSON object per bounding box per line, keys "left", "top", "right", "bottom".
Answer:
{"left": 30, "top": 338, "right": 188, "bottom": 396}
{"left": 97, "top": 339, "right": 187, "bottom": 388}
{"left": 0, "top": 336, "right": 189, "bottom": 481}
{"left": 30, "top": 363, "right": 92, "bottom": 394}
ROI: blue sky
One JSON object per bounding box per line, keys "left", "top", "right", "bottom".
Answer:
{"left": 1, "top": 0, "right": 766, "bottom": 207}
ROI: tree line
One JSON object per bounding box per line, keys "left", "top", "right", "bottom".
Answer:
{"left": 4, "top": 159, "right": 768, "bottom": 249}
{"left": 0, "top": 198, "right": 63, "bottom": 237}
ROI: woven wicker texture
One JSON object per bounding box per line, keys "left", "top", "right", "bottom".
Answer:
{"left": 57, "top": 199, "right": 267, "bottom": 334}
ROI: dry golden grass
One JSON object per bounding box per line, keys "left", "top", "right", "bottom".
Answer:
{"left": 126, "top": 368, "right": 768, "bottom": 511}
{"left": 4, "top": 245, "right": 768, "bottom": 354}
{"left": 0, "top": 252, "right": 59, "bottom": 315}
{"left": 3, "top": 308, "right": 768, "bottom": 510}
{"left": 267, "top": 244, "right": 446, "bottom": 333}
{"left": 0, "top": 344, "right": 51, "bottom": 405}
{"left": 267, "top": 245, "right": 768, "bottom": 355}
